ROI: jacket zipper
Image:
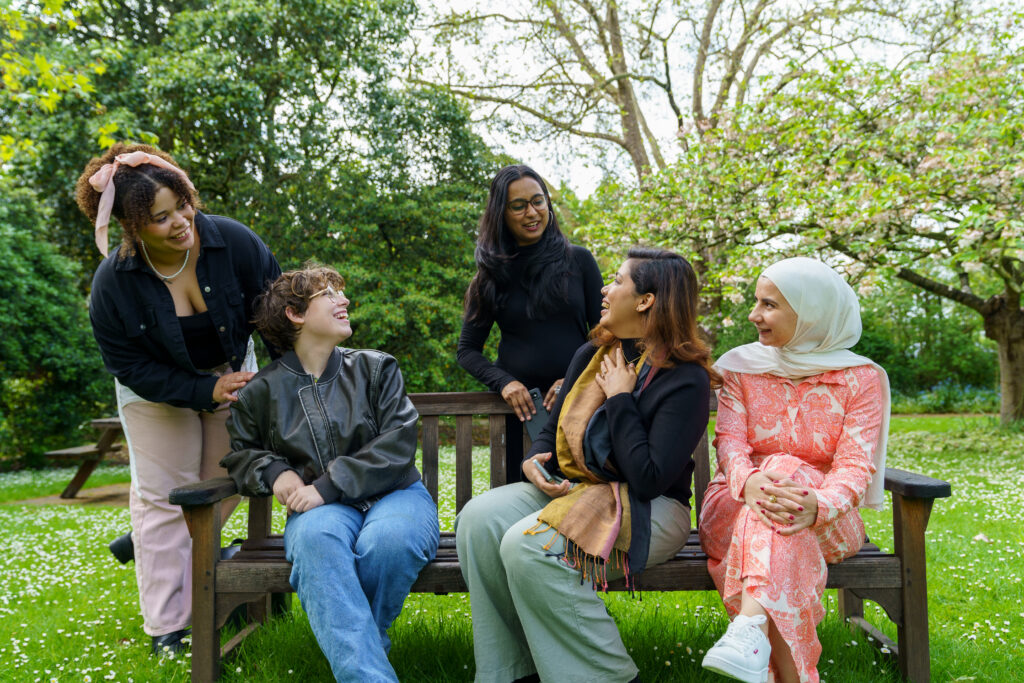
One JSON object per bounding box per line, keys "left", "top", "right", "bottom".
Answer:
{"left": 309, "top": 374, "right": 330, "bottom": 473}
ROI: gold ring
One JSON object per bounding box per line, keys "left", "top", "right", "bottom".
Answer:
{"left": 769, "top": 495, "right": 777, "bottom": 504}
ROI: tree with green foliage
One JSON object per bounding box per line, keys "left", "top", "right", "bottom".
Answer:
{"left": 418, "top": 0, "right": 973, "bottom": 181}
{"left": 0, "top": 180, "right": 111, "bottom": 461}
{"left": 0, "top": 0, "right": 105, "bottom": 166}
{"left": 579, "top": 30, "right": 1024, "bottom": 422}
{"left": 0, "top": 0, "right": 506, "bottom": 459}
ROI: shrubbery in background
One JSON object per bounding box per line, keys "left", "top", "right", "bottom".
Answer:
{"left": 891, "top": 383, "right": 1000, "bottom": 415}
{"left": 0, "top": 180, "right": 113, "bottom": 465}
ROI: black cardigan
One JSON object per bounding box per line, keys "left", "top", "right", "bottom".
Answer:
{"left": 457, "top": 244, "right": 603, "bottom": 393}
{"left": 528, "top": 341, "right": 711, "bottom": 507}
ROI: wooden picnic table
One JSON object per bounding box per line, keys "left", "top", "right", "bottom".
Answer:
{"left": 45, "top": 417, "right": 124, "bottom": 498}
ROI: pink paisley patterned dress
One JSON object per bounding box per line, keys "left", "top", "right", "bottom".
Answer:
{"left": 699, "top": 365, "right": 883, "bottom": 683}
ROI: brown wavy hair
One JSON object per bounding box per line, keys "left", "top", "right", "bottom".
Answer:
{"left": 592, "top": 247, "right": 721, "bottom": 387}
{"left": 74, "top": 142, "right": 202, "bottom": 259}
{"left": 252, "top": 264, "right": 346, "bottom": 352}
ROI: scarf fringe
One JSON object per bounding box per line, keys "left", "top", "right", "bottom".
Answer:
{"left": 530, "top": 534, "right": 635, "bottom": 593}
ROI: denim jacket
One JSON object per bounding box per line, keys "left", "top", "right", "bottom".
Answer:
{"left": 88, "top": 212, "right": 281, "bottom": 412}
{"left": 221, "top": 348, "right": 422, "bottom": 504}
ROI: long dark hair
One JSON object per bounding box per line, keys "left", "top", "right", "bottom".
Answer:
{"left": 464, "top": 165, "right": 573, "bottom": 321}
{"left": 593, "top": 247, "right": 722, "bottom": 387}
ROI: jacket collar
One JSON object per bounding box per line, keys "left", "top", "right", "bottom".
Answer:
{"left": 113, "top": 211, "right": 223, "bottom": 272}
{"left": 279, "top": 347, "right": 343, "bottom": 381}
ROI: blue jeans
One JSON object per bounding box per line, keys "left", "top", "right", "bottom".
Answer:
{"left": 284, "top": 480, "right": 440, "bottom": 682}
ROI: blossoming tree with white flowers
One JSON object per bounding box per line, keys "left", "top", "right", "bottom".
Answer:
{"left": 581, "top": 30, "right": 1024, "bottom": 423}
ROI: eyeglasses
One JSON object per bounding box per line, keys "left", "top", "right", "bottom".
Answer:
{"left": 309, "top": 285, "right": 343, "bottom": 304}
{"left": 506, "top": 194, "right": 547, "bottom": 215}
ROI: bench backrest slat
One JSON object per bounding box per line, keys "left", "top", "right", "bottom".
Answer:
{"left": 419, "top": 414, "right": 440, "bottom": 504}
{"left": 488, "top": 415, "right": 507, "bottom": 489}
{"left": 455, "top": 415, "right": 474, "bottom": 513}
{"left": 408, "top": 392, "right": 718, "bottom": 520}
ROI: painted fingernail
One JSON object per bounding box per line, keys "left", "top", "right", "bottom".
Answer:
{"left": 756, "top": 500, "right": 763, "bottom": 506}
{"left": 803, "top": 490, "right": 809, "bottom": 495}
{"left": 759, "top": 486, "right": 765, "bottom": 491}
{"left": 789, "top": 514, "right": 795, "bottom": 520}
{"left": 798, "top": 506, "right": 804, "bottom": 511}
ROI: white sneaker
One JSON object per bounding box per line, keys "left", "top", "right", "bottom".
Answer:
{"left": 702, "top": 614, "right": 771, "bottom": 683}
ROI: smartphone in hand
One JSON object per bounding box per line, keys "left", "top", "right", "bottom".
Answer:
{"left": 525, "top": 388, "right": 550, "bottom": 441}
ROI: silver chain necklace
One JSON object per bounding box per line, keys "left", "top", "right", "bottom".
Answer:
{"left": 140, "top": 239, "right": 191, "bottom": 282}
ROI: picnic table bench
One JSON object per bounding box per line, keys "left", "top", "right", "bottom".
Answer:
{"left": 44, "top": 417, "right": 124, "bottom": 498}
{"left": 169, "top": 391, "right": 951, "bottom": 682}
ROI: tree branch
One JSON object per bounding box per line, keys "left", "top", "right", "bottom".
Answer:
{"left": 418, "top": 82, "right": 626, "bottom": 146}
{"left": 896, "top": 267, "right": 987, "bottom": 312}
{"left": 693, "top": 0, "right": 725, "bottom": 124}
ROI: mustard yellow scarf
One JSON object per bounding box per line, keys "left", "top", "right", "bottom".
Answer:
{"left": 528, "top": 343, "right": 647, "bottom": 589}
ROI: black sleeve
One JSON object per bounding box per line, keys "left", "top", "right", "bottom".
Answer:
{"left": 576, "top": 247, "right": 604, "bottom": 329}
{"left": 525, "top": 342, "right": 597, "bottom": 473}
{"left": 604, "top": 366, "right": 710, "bottom": 501}
{"left": 456, "top": 313, "right": 516, "bottom": 392}
{"left": 221, "top": 383, "right": 297, "bottom": 497}
{"left": 312, "top": 355, "right": 419, "bottom": 504}
{"left": 88, "top": 267, "right": 220, "bottom": 411}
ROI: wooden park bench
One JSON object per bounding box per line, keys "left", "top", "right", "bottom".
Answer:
{"left": 44, "top": 417, "right": 124, "bottom": 498}
{"left": 169, "top": 392, "right": 951, "bottom": 682}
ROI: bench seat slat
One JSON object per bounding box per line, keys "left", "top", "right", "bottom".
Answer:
{"left": 216, "top": 550, "right": 901, "bottom": 595}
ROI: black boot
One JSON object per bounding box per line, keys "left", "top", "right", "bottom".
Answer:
{"left": 151, "top": 628, "right": 190, "bottom": 655}
{"left": 109, "top": 532, "right": 134, "bottom": 564}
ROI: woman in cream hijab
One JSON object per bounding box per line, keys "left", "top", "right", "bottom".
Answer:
{"left": 699, "top": 257, "right": 889, "bottom": 683}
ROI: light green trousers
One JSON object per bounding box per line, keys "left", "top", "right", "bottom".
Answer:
{"left": 454, "top": 482, "right": 691, "bottom": 683}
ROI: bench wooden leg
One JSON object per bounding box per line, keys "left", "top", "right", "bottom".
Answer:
{"left": 60, "top": 458, "right": 101, "bottom": 498}
{"left": 893, "top": 494, "right": 935, "bottom": 683}
{"left": 838, "top": 588, "right": 864, "bottom": 620}
{"left": 186, "top": 501, "right": 222, "bottom": 683}
{"left": 245, "top": 495, "right": 275, "bottom": 625}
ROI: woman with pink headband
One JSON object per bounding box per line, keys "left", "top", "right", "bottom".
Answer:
{"left": 75, "top": 143, "right": 281, "bottom": 655}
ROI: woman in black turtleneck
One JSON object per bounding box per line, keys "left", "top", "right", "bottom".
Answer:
{"left": 457, "top": 165, "right": 603, "bottom": 482}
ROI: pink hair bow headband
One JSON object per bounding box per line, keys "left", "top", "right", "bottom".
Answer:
{"left": 88, "top": 151, "right": 196, "bottom": 257}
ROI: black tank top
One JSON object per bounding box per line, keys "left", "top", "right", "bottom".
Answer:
{"left": 179, "top": 311, "right": 228, "bottom": 370}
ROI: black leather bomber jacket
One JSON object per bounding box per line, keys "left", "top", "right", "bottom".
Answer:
{"left": 221, "top": 347, "right": 421, "bottom": 504}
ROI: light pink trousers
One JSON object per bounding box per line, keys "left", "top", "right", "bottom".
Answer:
{"left": 119, "top": 398, "right": 238, "bottom": 636}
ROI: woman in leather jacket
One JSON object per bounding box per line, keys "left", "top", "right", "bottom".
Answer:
{"left": 221, "top": 265, "right": 440, "bottom": 682}
{"left": 75, "top": 143, "right": 281, "bottom": 655}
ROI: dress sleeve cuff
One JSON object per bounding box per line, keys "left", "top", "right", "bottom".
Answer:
{"left": 812, "top": 489, "right": 838, "bottom": 529}
{"left": 729, "top": 464, "right": 758, "bottom": 502}
{"left": 313, "top": 473, "right": 341, "bottom": 503}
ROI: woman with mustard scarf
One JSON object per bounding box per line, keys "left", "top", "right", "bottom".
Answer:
{"left": 455, "top": 247, "right": 719, "bottom": 682}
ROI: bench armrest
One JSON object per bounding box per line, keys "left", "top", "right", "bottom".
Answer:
{"left": 883, "top": 467, "right": 951, "bottom": 499}
{"left": 169, "top": 477, "right": 239, "bottom": 507}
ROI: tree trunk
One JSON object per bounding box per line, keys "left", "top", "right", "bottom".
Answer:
{"left": 605, "top": 3, "right": 651, "bottom": 179}
{"left": 982, "top": 301, "right": 1024, "bottom": 424}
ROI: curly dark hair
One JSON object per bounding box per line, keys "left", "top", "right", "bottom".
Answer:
{"left": 592, "top": 247, "right": 721, "bottom": 388}
{"left": 74, "top": 142, "right": 202, "bottom": 259}
{"left": 252, "top": 264, "right": 346, "bottom": 352}
{"left": 463, "top": 164, "right": 573, "bottom": 322}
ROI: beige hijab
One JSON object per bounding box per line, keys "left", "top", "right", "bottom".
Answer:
{"left": 714, "top": 258, "right": 890, "bottom": 510}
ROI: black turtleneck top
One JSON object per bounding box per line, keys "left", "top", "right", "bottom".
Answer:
{"left": 457, "top": 243, "right": 604, "bottom": 393}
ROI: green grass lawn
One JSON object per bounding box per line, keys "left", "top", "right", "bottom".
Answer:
{"left": 1, "top": 416, "right": 1021, "bottom": 681}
